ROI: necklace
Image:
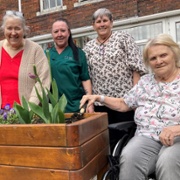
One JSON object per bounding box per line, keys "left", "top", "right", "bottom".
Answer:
{"left": 97, "top": 32, "right": 112, "bottom": 56}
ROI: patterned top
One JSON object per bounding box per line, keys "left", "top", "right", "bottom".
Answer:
{"left": 124, "top": 74, "right": 180, "bottom": 141}
{"left": 84, "top": 31, "right": 147, "bottom": 105}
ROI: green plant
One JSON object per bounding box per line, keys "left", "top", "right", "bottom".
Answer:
{"left": 14, "top": 65, "right": 67, "bottom": 124}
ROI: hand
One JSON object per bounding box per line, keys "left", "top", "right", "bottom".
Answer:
{"left": 80, "top": 95, "right": 99, "bottom": 109}
{"left": 159, "top": 126, "right": 180, "bottom": 146}
{"left": 86, "top": 104, "right": 94, "bottom": 113}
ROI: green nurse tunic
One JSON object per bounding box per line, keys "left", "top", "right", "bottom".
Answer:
{"left": 49, "top": 46, "right": 90, "bottom": 113}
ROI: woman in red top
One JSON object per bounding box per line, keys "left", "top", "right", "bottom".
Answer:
{"left": 0, "top": 10, "right": 51, "bottom": 109}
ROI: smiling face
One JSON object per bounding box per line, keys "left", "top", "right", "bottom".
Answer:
{"left": 148, "top": 45, "right": 177, "bottom": 80}
{"left": 93, "top": 15, "right": 113, "bottom": 40}
{"left": 51, "top": 21, "right": 70, "bottom": 49}
{"left": 4, "top": 17, "right": 24, "bottom": 49}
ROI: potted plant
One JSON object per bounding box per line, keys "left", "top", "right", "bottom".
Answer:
{"left": 0, "top": 67, "right": 109, "bottom": 179}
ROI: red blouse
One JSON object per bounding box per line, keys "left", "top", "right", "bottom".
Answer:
{"left": 0, "top": 48, "right": 23, "bottom": 108}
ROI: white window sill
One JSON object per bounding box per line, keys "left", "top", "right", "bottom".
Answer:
{"left": 74, "top": 0, "right": 104, "bottom": 7}
{"left": 36, "top": 5, "right": 67, "bottom": 16}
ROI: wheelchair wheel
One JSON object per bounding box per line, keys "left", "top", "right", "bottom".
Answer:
{"left": 102, "top": 165, "right": 119, "bottom": 180}
{"left": 112, "top": 134, "right": 128, "bottom": 157}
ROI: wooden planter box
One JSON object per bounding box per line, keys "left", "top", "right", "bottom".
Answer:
{"left": 0, "top": 112, "right": 109, "bottom": 180}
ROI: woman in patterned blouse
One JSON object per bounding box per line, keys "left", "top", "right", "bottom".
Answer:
{"left": 80, "top": 34, "right": 180, "bottom": 180}
{"left": 83, "top": 8, "right": 147, "bottom": 152}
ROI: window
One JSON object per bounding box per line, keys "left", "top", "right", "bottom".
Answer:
{"left": 74, "top": 0, "right": 104, "bottom": 7}
{"left": 123, "top": 22, "right": 162, "bottom": 41}
{"left": 176, "top": 22, "right": 180, "bottom": 43}
{"left": 37, "top": 0, "right": 66, "bottom": 16}
{"left": 79, "top": 0, "right": 90, "bottom": 2}
{"left": 122, "top": 22, "right": 163, "bottom": 52}
{"left": 42, "top": 0, "right": 62, "bottom": 10}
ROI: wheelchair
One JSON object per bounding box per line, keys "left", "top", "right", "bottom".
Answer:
{"left": 102, "top": 121, "right": 156, "bottom": 180}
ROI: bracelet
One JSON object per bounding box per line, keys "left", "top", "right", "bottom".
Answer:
{"left": 100, "top": 95, "right": 105, "bottom": 103}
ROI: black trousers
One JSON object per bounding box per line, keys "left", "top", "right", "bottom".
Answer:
{"left": 94, "top": 106, "right": 135, "bottom": 153}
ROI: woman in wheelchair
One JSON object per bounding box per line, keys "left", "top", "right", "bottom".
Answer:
{"left": 80, "top": 34, "right": 180, "bottom": 180}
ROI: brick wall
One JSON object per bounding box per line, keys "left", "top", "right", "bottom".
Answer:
{"left": 0, "top": 0, "right": 179, "bottom": 39}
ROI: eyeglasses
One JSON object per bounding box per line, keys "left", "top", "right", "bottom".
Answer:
{"left": 5, "top": 10, "right": 23, "bottom": 17}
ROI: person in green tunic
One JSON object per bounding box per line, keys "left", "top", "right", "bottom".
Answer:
{"left": 49, "top": 18, "right": 93, "bottom": 113}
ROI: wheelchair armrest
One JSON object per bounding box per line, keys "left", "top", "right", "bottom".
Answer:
{"left": 108, "top": 121, "right": 135, "bottom": 131}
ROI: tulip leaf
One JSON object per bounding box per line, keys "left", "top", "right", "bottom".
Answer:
{"left": 28, "top": 102, "right": 49, "bottom": 123}
{"left": 21, "top": 96, "right": 29, "bottom": 111}
{"left": 35, "top": 86, "right": 43, "bottom": 103}
{"left": 13, "top": 102, "right": 32, "bottom": 124}
{"left": 58, "top": 94, "right": 67, "bottom": 112}
{"left": 51, "top": 79, "right": 59, "bottom": 102}
{"left": 41, "top": 88, "right": 51, "bottom": 121}
{"left": 51, "top": 103, "right": 65, "bottom": 123}
{"left": 47, "top": 88, "right": 57, "bottom": 107}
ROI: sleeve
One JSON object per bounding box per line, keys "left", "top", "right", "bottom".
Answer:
{"left": 123, "top": 32, "right": 148, "bottom": 75}
{"left": 29, "top": 44, "right": 51, "bottom": 104}
{"left": 123, "top": 85, "right": 138, "bottom": 109}
{"left": 123, "top": 76, "right": 146, "bottom": 109}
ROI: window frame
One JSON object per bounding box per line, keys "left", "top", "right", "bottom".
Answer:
{"left": 37, "top": 0, "right": 67, "bottom": 16}
{"left": 74, "top": 0, "right": 104, "bottom": 7}
{"left": 169, "top": 16, "right": 180, "bottom": 44}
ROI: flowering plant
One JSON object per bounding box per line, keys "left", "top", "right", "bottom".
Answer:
{"left": 13, "top": 65, "right": 67, "bottom": 124}
{"left": 0, "top": 50, "right": 67, "bottom": 124}
{"left": 0, "top": 104, "right": 20, "bottom": 124}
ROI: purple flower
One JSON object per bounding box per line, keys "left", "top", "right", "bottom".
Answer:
{"left": 28, "top": 73, "right": 37, "bottom": 79}
{"left": 3, "top": 112, "right": 7, "bottom": 120}
{"left": 4, "top": 104, "right": 11, "bottom": 110}
{"left": 0, "top": 109, "right": 4, "bottom": 115}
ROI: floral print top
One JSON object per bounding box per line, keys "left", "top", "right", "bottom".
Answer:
{"left": 124, "top": 73, "right": 180, "bottom": 141}
{"left": 84, "top": 31, "right": 147, "bottom": 105}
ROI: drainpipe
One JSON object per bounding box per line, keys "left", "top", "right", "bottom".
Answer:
{"left": 18, "top": 0, "right": 22, "bottom": 12}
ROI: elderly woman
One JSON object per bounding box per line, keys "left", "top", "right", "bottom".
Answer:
{"left": 0, "top": 10, "right": 51, "bottom": 108}
{"left": 80, "top": 34, "right": 180, "bottom": 180}
{"left": 83, "top": 8, "right": 147, "bottom": 151}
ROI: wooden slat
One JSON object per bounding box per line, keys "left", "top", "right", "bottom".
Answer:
{"left": 66, "top": 113, "right": 108, "bottom": 146}
{"left": 0, "top": 146, "right": 109, "bottom": 180}
{"left": 0, "top": 130, "right": 109, "bottom": 170}
{"left": 0, "top": 124, "right": 67, "bottom": 146}
{"left": 0, "top": 113, "right": 108, "bottom": 147}
{"left": 0, "top": 165, "right": 69, "bottom": 180}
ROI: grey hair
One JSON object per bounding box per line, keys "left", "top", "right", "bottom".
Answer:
{"left": 1, "top": 10, "right": 30, "bottom": 37}
{"left": 92, "top": 8, "right": 113, "bottom": 23}
{"left": 143, "top": 34, "right": 180, "bottom": 68}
